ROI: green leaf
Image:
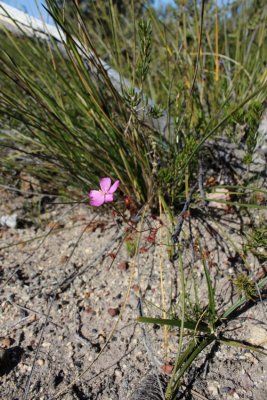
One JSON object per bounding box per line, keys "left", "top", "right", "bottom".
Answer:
{"left": 219, "top": 337, "right": 267, "bottom": 356}
{"left": 200, "top": 244, "right": 216, "bottom": 330}
{"left": 222, "top": 276, "right": 267, "bottom": 320}
{"left": 137, "top": 316, "right": 211, "bottom": 333}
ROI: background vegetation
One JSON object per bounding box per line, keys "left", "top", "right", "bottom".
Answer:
{"left": 0, "top": 0, "right": 266, "bottom": 207}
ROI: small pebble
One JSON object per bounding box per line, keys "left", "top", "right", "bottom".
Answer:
{"left": 108, "top": 307, "right": 120, "bottom": 317}
{"left": 118, "top": 261, "right": 129, "bottom": 271}
{"left": 160, "top": 364, "right": 173, "bottom": 375}
{"left": 221, "top": 386, "right": 232, "bottom": 394}
{"left": 114, "top": 368, "right": 123, "bottom": 380}
{"left": 0, "top": 214, "right": 17, "bottom": 229}
{"left": 207, "top": 382, "right": 219, "bottom": 396}
{"left": 0, "top": 337, "right": 13, "bottom": 348}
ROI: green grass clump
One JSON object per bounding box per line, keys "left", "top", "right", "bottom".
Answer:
{"left": 1, "top": 0, "right": 267, "bottom": 207}
{"left": 233, "top": 273, "right": 257, "bottom": 300}
{"left": 247, "top": 227, "right": 267, "bottom": 249}
{"left": 243, "top": 226, "right": 267, "bottom": 260}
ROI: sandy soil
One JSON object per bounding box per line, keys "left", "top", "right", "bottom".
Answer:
{"left": 0, "top": 181, "right": 266, "bottom": 400}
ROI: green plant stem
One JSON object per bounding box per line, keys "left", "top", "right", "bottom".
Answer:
{"left": 165, "top": 250, "right": 186, "bottom": 398}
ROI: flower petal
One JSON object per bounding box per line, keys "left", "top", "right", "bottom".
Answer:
{"left": 89, "top": 190, "right": 105, "bottom": 207}
{"left": 100, "top": 177, "right": 111, "bottom": 192}
{"left": 105, "top": 193, "right": 113, "bottom": 203}
{"left": 108, "top": 180, "right": 120, "bottom": 194}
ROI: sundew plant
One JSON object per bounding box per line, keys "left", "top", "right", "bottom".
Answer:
{"left": 0, "top": 0, "right": 267, "bottom": 399}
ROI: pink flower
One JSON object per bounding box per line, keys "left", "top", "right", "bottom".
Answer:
{"left": 89, "top": 177, "right": 120, "bottom": 207}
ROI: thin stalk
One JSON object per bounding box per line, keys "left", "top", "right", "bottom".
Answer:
{"left": 165, "top": 249, "right": 186, "bottom": 398}
{"left": 159, "top": 196, "right": 168, "bottom": 357}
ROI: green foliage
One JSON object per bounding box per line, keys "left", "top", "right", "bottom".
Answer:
{"left": 1, "top": 0, "right": 267, "bottom": 207}
{"left": 243, "top": 226, "right": 267, "bottom": 260}
{"left": 140, "top": 257, "right": 267, "bottom": 400}
{"left": 125, "top": 235, "right": 138, "bottom": 257}
{"left": 233, "top": 273, "right": 257, "bottom": 300}
{"left": 0, "top": 2, "right": 163, "bottom": 205}
{"left": 230, "top": 101, "right": 265, "bottom": 164}
{"left": 137, "top": 18, "right": 152, "bottom": 84}
{"left": 247, "top": 226, "right": 267, "bottom": 249}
